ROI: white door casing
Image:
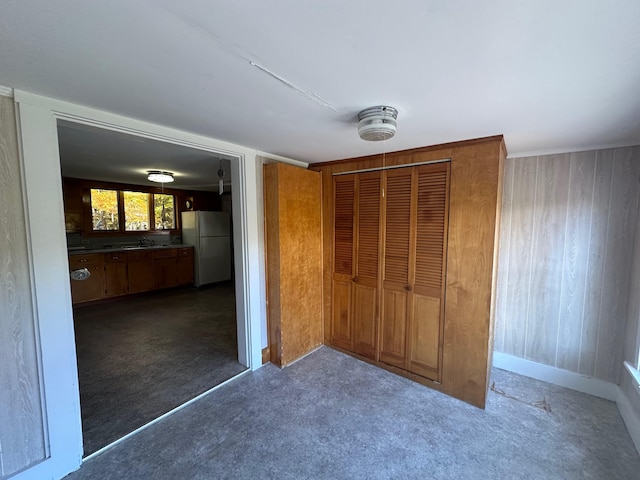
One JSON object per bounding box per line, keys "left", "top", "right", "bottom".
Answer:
{"left": 10, "top": 89, "right": 271, "bottom": 480}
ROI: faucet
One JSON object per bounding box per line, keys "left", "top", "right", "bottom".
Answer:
{"left": 139, "top": 236, "right": 147, "bottom": 246}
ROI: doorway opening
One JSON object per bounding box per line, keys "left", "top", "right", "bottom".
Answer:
{"left": 57, "top": 120, "right": 247, "bottom": 456}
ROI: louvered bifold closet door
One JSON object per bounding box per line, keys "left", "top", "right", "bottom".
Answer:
{"left": 331, "top": 174, "right": 356, "bottom": 350}
{"left": 351, "top": 172, "right": 381, "bottom": 359}
{"left": 379, "top": 168, "right": 413, "bottom": 368}
{"left": 407, "top": 162, "right": 450, "bottom": 380}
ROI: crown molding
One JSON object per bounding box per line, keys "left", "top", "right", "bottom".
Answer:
{"left": 0, "top": 85, "right": 14, "bottom": 97}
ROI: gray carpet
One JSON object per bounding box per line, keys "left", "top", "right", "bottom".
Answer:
{"left": 65, "top": 347, "right": 639, "bottom": 479}
{"left": 73, "top": 282, "right": 246, "bottom": 456}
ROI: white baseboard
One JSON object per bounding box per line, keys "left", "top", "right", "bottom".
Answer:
{"left": 492, "top": 351, "right": 617, "bottom": 401}
{"left": 493, "top": 351, "right": 640, "bottom": 455}
{"left": 616, "top": 384, "right": 640, "bottom": 454}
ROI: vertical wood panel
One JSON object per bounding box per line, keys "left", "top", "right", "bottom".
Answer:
{"left": 495, "top": 146, "right": 640, "bottom": 384}
{"left": 441, "top": 141, "right": 502, "bottom": 408}
{"left": 595, "top": 148, "right": 640, "bottom": 382}
{"left": 264, "top": 163, "right": 323, "bottom": 366}
{"left": 0, "top": 96, "right": 48, "bottom": 476}
{"left": 502, "top": 157, "right": 538, "bottom": 357}
{"left": 579, "top": 150, "right": 614, "bottom": 377}
{"left": 525, "top": 154, "right": 570, "bottom": 365}
{"left": 494, "top": 158, "right": 515, "bottom": 352}
{"left": 556, "top": 151, "right": 597, "bottom": 372}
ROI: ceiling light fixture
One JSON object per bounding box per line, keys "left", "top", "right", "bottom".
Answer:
{"left": 147, "top": 170, "right": 174, "bottom": 183}
{"left": 358, "top": 106, "right": 398, "bottom": 141}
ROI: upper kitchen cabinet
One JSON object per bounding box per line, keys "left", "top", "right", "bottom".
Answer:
{"left": 311, "top": 135, "right": 506, "bottom": 408}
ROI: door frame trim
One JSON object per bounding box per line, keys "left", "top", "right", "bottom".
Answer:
{"left": 12, "top": 89, "right": 265, "bottom": 479}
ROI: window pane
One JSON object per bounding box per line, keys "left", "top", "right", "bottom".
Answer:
{"left": 154, "top": 194, "right": 175, "bottom": 230}
{"left": 124, "top": 191, "right": 150, "bottom": 231}
{"left": 91, "top": 189, "right": 119, "bottom": 231}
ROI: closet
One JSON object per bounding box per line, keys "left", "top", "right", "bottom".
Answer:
{"left": 313, "top": 135, "right": 505, "bottom": 408}
{"left": 331, "top": 162, "right": 449, "bottom": 380}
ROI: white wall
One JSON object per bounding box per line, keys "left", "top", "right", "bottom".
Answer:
{"left": 5, "top": 88, "right": 299, "bottom": 479}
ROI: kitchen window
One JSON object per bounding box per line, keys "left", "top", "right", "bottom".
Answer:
{"left": 90, "top": 188, "right": 175, "bottom": 232}
{"left": 154, "top": 193, "right": 175, "bottom": 230}
{"left": 91, "top": 188, "right": 119, "bottom": 231}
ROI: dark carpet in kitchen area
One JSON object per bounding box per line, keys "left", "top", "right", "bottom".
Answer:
{"left": 73, "top": 281, "right": 246, "bottom": 456}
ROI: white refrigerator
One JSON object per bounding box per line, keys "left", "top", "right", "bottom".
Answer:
{"left": 181, "top": 211, "right": 231, "bottom": 286}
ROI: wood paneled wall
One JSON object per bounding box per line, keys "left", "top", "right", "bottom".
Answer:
{"left": 495, "top": 147, "right": 640, "bottom": 383}
{"left": 0, "top": 96, "right": 48, "bottom": 476}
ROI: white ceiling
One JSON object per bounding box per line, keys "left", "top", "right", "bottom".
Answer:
{"left": 2, "top": 1, "right": 640, "bottom": 164}
{"left": 58, "top": 121, "right": 233, "bottom": 192}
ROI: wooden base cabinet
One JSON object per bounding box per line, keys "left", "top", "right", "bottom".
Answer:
{"left": 314, "top": 135, "right": 506, "bottom": 408}
{"left": 127, "top": 251, "right": 154, "bottom": 294}
{"left": 177, "top": 247, "right": 194, "bottom": 286}
{"left": 104, "top": 252, "right": 128, "bottom": 297}
{"left": 69, "top": 254, "right": 105, "bottom": 304}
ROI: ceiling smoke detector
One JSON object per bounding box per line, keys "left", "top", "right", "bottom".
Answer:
{"left": 358, "top": 106, "right": 398, "bottom": 141}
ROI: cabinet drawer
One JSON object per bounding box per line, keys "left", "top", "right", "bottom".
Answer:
{"left": 127, "top": 251, "right": 152, "bottom": 262}
{"left": 153, "top": 248, "right": 177, "bottom": 259}
{"left": 177, "top": 247, "right": 193, "bottom": 258}
{"left": 104, "top": 252, "right": 127, "bottom": 263}
{"left": 69, "top": 253, "right": 104, "bottom": 268}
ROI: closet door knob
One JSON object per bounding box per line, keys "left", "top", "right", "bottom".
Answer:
{"left": 353, "top": 277, "right": 359, "bottom": 283}
{"left": 405, "top": 285, "right": 412, "bottom": 291}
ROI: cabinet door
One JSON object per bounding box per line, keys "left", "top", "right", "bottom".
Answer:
{"left": 128, "top": 259, "right": 155, "bottom": 293}
{"left": 331, "top": 175, "right": 355, "bottom": 350}
{"left": 379, "top": 168, "right": 413, "bottom": 368}
{"left": 177, "top": 252, "right": 194, "bottom": 285}
{"left": 406, "top": 163, "right": 450, "bottom": 381}
{"left": 104, "top": 254, "right": 128, "bottom": 297}
{"left": 351, "top": 172, "right": 381, "bottom": 359}
{"left": 70, "top": 264, "right": 105, "bottom": 303}
{"left": 154, "top": 258, "right": 178, "bottom": 289}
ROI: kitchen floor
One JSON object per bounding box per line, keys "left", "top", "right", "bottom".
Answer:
{"left": 73, "top": 281, "right": 246, "bottom": 456}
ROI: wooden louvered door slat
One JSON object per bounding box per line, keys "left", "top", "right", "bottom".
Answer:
{"left": 331, "top": 175, "right": 356, "bottom": 350}
{"left": 380, "top": 168, "right": 413, "bottom": 368}
{"left": 351, "top": 172, "right": 381, "bottom": 359}
{"left": 406, "top": 162, "right": 450, "bottom": 381}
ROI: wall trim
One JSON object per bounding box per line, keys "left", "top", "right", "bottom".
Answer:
{"left": 0, "top": 84, "right": 14, "bottom": 97}
{"left": 616, "top": 384, "right": 640, "bottom": 454}
{"left": 492, "top": 351, "right": 617, "bottom": 401}
{"left": 508, "top": 141, "right": 640, "bottom": 159}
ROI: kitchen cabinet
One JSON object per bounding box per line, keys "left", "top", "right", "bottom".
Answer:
{"left": 177, "top": 247, "right": 194, "bottom": 286}
{"left": 127, "top": 250, "right": 154, "bottom": 293}
{"left": 69, "top": 246, "right": 194, "bottom": 304}
{"left": 153, "top": 248, "right": 178, "bottom": 289}
{"left": 69, "top": 254, "right": 105, "bottom": 304}
{"left": 104, "top": 252, "right": 128, "bottom": 297}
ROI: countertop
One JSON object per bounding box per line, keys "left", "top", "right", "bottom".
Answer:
{"left": 68, "top": 244, "right": 194, "bottom": 255}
